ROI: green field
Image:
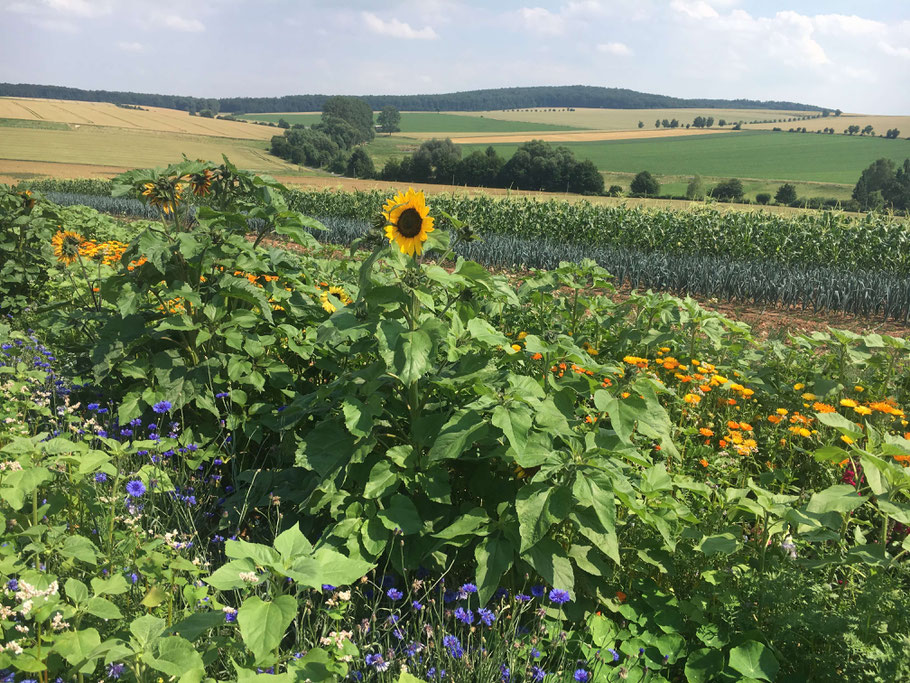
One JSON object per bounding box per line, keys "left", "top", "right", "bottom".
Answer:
{"left": 460, "top": 130, "right": 910, "bottom": 185}
{"left": 238, "top": 111, "right": 581, "bottom": 133}
{"left": 0, "top": 117, "right": 70, "bottom": 131}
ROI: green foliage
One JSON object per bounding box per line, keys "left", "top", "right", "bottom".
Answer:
{"left": 630, "top": 170, "right": 660, "bottom": 196}
{"left": 775, "top": 183, "right": 797, "bottom": 204}
{"left": 377, "top": 106, "right": 401, "bottom": 134}
{"left": 0, "top": 186, "right": 59, "bottom": 314}
{"left": 710, "top": 177, "right": 744, "bottom": 201}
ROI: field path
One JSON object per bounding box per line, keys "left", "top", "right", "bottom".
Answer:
{"left": 448, "top": 128, "right": 733, "bottom": 144}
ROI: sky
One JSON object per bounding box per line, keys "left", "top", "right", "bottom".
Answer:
{"left": 1, "top": 0, "right": 908, "bottom": 114}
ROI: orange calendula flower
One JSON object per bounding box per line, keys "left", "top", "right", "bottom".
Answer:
{"left": 699, "top": 428, "right": 714, "bottom": 437}
{"left": 531, "top": 352, "right": 543, "bottom": 361}
{"left": 740, "top": 422, "right": 753, "bottom": 431}
{"left": 813, "top": 402, "right": 836, "bottom": 413}
{"left": 767, "top": 415, "right": 782, "bottom": 424}
{"left": 615, "top": 590, "right": 627, "bottom": 603}
{"left": 683, "top": 393, "right": 701, "bottom": 405}
{"left": 699, "top": 458, "right": 709, "bottom": 468}
{"left": 727, "top": 421, "right": 740, "bottom": 430}
{"left": 868, "top": 401, "right": 896, "bottom": 414}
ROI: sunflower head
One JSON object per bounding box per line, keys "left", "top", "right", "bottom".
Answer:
{"left": 382, "top": 188, "right": 434, "bottom": 257}
{"left": 51, "top": 230, "right": 85, "bottom": 265}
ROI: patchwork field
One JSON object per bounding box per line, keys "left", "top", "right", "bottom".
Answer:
{"left": 459, "top": 130, "right": 910, "bottom": 185}
{"left": 239, "top": 111, "right": 581, "bottom": 133}
{"left": 0, "top": 97, "right": 275, "bottom": 139}
{"left": 0, "top": 126, "right": 296, "bottom": 173}
{"left": 468, "top": 106, "right": 816, "bottom": 130}
{"left": 748, "top": 113, "right": 910, "bottom": 135}
{"left": 446, "top": 127, "right": 731, "bottom": 144}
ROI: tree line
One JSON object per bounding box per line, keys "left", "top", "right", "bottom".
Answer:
{"left": 0, "top": 82, "right": 826, "bottom": 115}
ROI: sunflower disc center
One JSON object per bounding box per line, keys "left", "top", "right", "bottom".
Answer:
{"left": 397, "top": 208, "right": 423, "bottom": 238}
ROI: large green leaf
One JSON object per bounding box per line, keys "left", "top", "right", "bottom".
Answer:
{"left": 144, "top": 635, "right": 205, "bottom": 682}
{"left": 392, "top": 328, "right": 433, "bottom": 386}
{"left": 806, "top": 484, "right": 866, "bottom": 514}
{"left": 728, "top": 641, "right": 779, "bottom": 681}
{"left": 376, "top": 494, "right": 423, "bottom": 535}
{"left": 492, "top": 402, "right": 533, "bottom": 453}
{"left": 237, "top": 595, "right": 298, "bottom": 664}
{"left": 516, "top": 483, "right": 571, "bottom": 553}
{"left": 427, "top": 410, "right": 488, "bottom": 462}
{"left": 474, "top": 533, "right": 514, "bottom": 605}
{"left": 525, "top": 537, "right": 574, "bottom": 593}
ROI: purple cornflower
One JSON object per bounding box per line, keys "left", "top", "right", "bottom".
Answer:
{"left": 152, "top": 400, "right": 172, "bottom": 414}
{"left": 574, "top": 670, "right": 590, "bottom": 682}
{"left": 530, "top": 665, "right": 546, "bottom": 682}
{"left": 531, "top": 585, "right": 545, "bottom": 598}
{"left": 364, "top": 653, "right": 390, "bottom": 672}
{"left": 478, "top": 607, "right": 496, "bottom": 626}
{"left": 215, "top": 392, "right": 229, "bottom": 399}
{"left": 494, "top": 587, "right": 509, "bottom": 600}
{"left": 500, "top": 663, "right": 511, "bottom": 681}
{"left": 549, "top": 588, "right": 571, "bottom": 605}
{"left": 106, "top": 663, "right": 124, "bottom": 679}
{"left": 515, "top": 594, "right": 532, "bottom": 602}
{"left": 609, "top": 648, "right": 620, "bottom": 662}
{"left": 94, "top": 472, "right": 108, "bottom": 482}
{"left": 460, "top": 582, "right": 477, "bottom": 595}
{"left": 454, "top": 607, "right": 474, "bottom": 625}
{"left": 322, "top": 584, "right": 337, "bottom": 591}
{"left": 387, "top": 588, "right": 403, "bottom": 601}
{"left": 531, "top": 648, "right": 541, "bottom": 659}
{"left": 412, "top": 600, "right": 424, "bottom": 611}
{"left": 7, "top": 579, "right": 18, "bottom": 591}
{"left": 443, "top": 634, "right": 464, "bottom": 659}
{"left": 87, "top": 403, "right": 100, "bottom": 411}
{"left": 125, "top": 480, "right": 146, "bottom": 497}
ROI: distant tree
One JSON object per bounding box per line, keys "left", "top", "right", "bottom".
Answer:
{"left": 661, "top": 119, "right": 670, "bottom": 128}
{"left": 755, "top": 193, "right": 771, "bottom": 205}
{"left": 638, "top": 120, "right": 644, "bottom": 128}
{"left": 718, "top": 119, "right": 727, "bottom": 126}
{"left": 705, "top": 116, "right": 714, "bottom": 127}
{"left": 861, "top": 125, "right": 874, "bottom": 136}
{"left": 454, "top": 146, "right": 504, "bottom": 186}
{"left": 655, "top": 119, "right": 661, "bottom": 128}
{"left": 321, "top": 95, "right": 375, "bottom": 144}
{"left": 686, "top": 174, "right": 706, "bottom": 200}
{"left": 346, "top": 148, "right": 375, "bottom": 178}
{"left": 834, "top": 109, "right": 842, "bottom": 116}
{"left": 852, "top": 157, "right": 910, "bottom": 210}
{"left": 607, "top": 184, "right": 624, "bottom": 197}
{"left": 775, "top": 183, "right": 797, "bottom": 205}
{"left": 669, "top": 118, "right": 679, "bottom": 128}
{"left": 885, "top": 128, "right": 901, "bottom": 139}
{"left": 198, "top": 109, "right": 214, "bottom": 118}
{"left": 732, "top": 122, "right": 741, "bottom": 130}
{"left": 692, "top": 116, "right": 706, "bottom": 128}
{"left": 630, "top": 170, "right": 660, "bottom": 196}
{"left": 278, "top": 118, "right": 290, "bottom": 129}
{"left": 710, "top": 178, "right": 744, "bottom": 201}
{"left": 377, "top": 106, "right": 401, "bottom": 135}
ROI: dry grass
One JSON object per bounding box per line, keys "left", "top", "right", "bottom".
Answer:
{"left": 464, "top": 107, "right": 813, "bottom": 131}
{"left": 0, "top": 97, "right": 276, "bottom": 139}
{"left": 446, "top": 128, "right": 731, "bottom": 144}
{"left": 0, "top": 126, "right": 296, "bottom": 173}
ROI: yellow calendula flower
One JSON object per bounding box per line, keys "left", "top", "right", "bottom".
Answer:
{"left": 801, "top": 393, "right": 816, "bottom": 401}
{"left": 51, "top": 230, "right": 84, "bottom": 265}
{"left": 683, "top": 393, "right": 702, "bottom": 405}
{"left": 841, "top": 435, "right": 854, "bottom": 445}
{"left": 510, "top": 344, "right": 522, "bottom": 352}
{"left": 854, "top": 406, "right": 873, "bottom": 416}
{"left": 382, "top": 188, "right": 435, "bottom": 257}
{"left": 854, "top": 385, "right": 864, "bottom": 393}
{"left": 840, "top": 398, "right": 858, "bottom": 408}
{"left": 776, "top": 408, "right": 789, "bottom": 416}
{"left": 517, "top": 331, "right": 528, "bottom": 340}
{"left": 793, "top": 383, "right": 805, "bottom": 391}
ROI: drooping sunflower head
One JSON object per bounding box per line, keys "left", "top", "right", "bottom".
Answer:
{"left": 51, "top": 230, "right": 85, "bottom": 265}
{"left": 188, "top": 169, "right": 213, "bottom": 196}
{"left": 382, "top": 188, "right": 434, "bottom": 257}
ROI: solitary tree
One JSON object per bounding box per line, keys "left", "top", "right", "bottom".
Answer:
{"left": 638, "top": 120, "right": 644, "bottom": 128}
{"left": 377, "top": 106, "right": 401, "bottom": 135}
{"left": 346, "top": 148, "right": 375, "bottom": 179}
{"left": 710, "top": 178, "right": 744, "bottom": 201}
{"left": 775, "top": 183, "right": 797, "bottom": 205}
{"left": 278, "top": 118, "right": 290, "bottom": 129}
{"left": 686, "top": 174, "right": 706, "bottom": 200}
{"left": 630, "top": 170, "right": 660, "bottom": 196}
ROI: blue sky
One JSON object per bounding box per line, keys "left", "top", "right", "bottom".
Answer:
{"left": 1, "top": 0, "right": 908, "bottom": 113}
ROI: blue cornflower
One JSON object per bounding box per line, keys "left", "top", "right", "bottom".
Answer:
{"left": 120, "top": 429, "right": 133, "bottom": 437}
{"left": 500, "top": 663, "right": 511, "bottom": 681}
{"left": 608, "top": 648, "right": 620, "bottom": 662}
{"left": 87, "top": 403, "right": 100, "bottom": 411}
{"left": 348, "top": 671, "right": 363, "bottom": 681}
{"left": 412, "top": 600, "right": 424, "bottom": 610}
{"left": 549, "top": 588, "right": 571, "bottom": 605}
{"left": 478, "top": 607, "right": 496, "bottom": 626}
{"left": 405, "top": 641, "right": 424, "bottom": 658}
{"left": 364, "top": 653, "right": 390, "bottom": 672}
{"left": 443, "top": 590, "right": 458, "bottom": 603}
{"left": 387, "top": 615, "right": 400, "bottom": 625}
{"left": 515, "top": 594, "right": 532, "bottom": 602}
{"left": 442, "top": 634, "right": 464, "bottom": 659}
{"left": 94, "top": 472, "right": 108, "bottom": 482}
{"left": 387, "top": 588, "right": 403, "bottom": 601}
{"left": 494, "top": 587, "right": 509, "bottom": 600}
{"left": 125, "top": 480, "right": 146, "bottom": 497}
{"left": 393, "top": 627, "right": 406, "bottom": 641}
{"left": 215, "top": 392, "right": 229, "bottom": 399}
{"left": 224, "top": 609, "right": 237, "bottom": 623}
{"left": 107, "top": 662, "right": 125, "bottom": 679}
{"left": 531, "top": 585, "right": 545, "bottom": 598}
{"left": 454, "top": 607, "right": 474, "bottom": 625}
{"left": 152, "top": 401, "right": 172, "bottom": 414}
{"left": 97, "top": 408, "right": 108, "bottom": 414}
{"left": 129, "top": 418, "right": 142, "bottom": 427}
{"left": 322, "top": 584, "right": 337, "bottom": 591}
{"left": 574, "top": 670, "right": 590, "bottom": 682}
{"left": 7, "top": 579, "right": 17, "bottom": 591}
{"left": 530, "top": 665, "right": 546, "bottom": 682}
{"left": 460, "top": 582, "right": 477, "bottom": 594}
{"left": 531, "top": 648, "right": 541, "bottom": 659}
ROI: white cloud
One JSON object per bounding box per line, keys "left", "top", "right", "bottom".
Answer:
{"left": 362, "top": 11, "right": 437, "bottom": 40}
{"left": 117, "top": 41, "right": 143, "bottom": 52}
{"left": 880, "top": 42, "right": 910, "bottom": 59}
{"left": 670, "top": 0, "right": 718, "bottom": 20}
{"left": 814, "top": 14, "right": 884, "bottom": 36}
{"left": 518, "top": 7, "right": 565, "bottom": 36}
{"left": 597, "top": 41, "right": 632, "bottom": 56}
{"left": 158, "top": 14, "right": 205, "bottom": 32}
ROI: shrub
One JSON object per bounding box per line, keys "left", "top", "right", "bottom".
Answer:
{"left": 630, "top": 170, "right": 660, "bottom": 196}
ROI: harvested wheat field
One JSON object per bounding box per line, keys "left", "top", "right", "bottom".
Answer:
{"left": 0, "top": 97, "right": 275, "bottom": 139}
{"left": 447, "top": 127, "right": 733, "bottom": 144}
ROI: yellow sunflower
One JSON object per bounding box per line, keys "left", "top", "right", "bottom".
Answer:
{"left": 51, "top": 230, "right": 85, "bottom": 265}
{"left": 382, "top": 188, "right": 434, "bottom": 257}
{"left": 320, "top": 285, "right": 352, "bottom": 314}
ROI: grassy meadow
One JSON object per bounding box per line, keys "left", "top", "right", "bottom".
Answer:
{"left": 460, "top": 130, "right": 910, "bottom": 185}
{"left": 239, "top": 111, "right": 582, "bottom": 133}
